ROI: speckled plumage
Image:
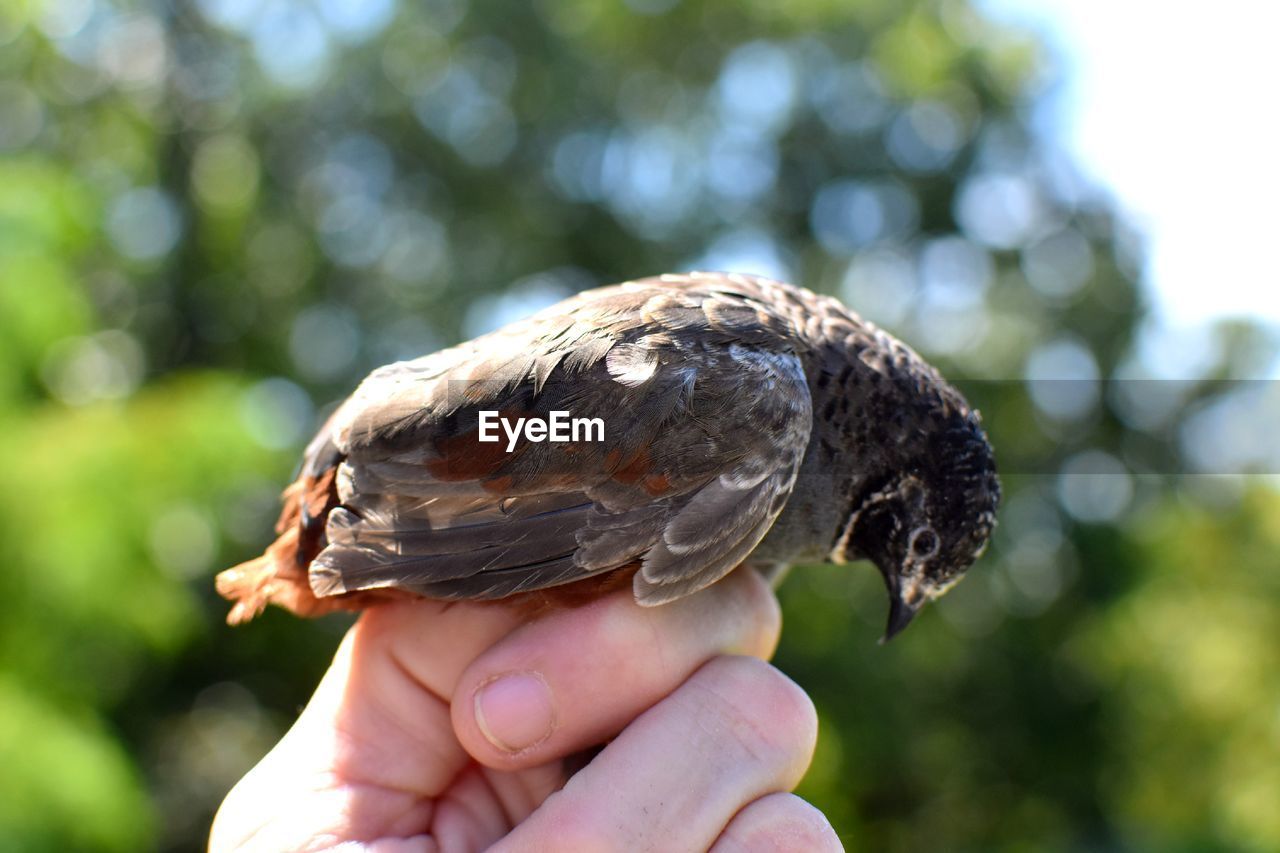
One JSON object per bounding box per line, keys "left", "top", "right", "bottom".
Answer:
{"left": 218, "top": 272, "right": 1000, "bottom": 638}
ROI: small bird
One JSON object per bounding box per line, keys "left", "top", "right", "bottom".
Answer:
{"left": 218, "top": 273, "right": 999, "bottom": 640}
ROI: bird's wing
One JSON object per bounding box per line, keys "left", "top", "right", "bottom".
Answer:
{"left": 306, "top": 278, "right": 813, "bottom": 605}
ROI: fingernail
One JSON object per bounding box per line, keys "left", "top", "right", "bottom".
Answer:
{"left": 473, "top": 671, "right": 556, "bottom": 754}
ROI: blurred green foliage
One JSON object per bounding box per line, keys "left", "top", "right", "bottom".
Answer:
{"left": 1, "top": 0, "right": 1277, "bottom": 850}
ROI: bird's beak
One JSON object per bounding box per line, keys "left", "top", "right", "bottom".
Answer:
{"left": 877, "top": 565, "right": 923, "bottom": 644}
{"left": 881, "top": 590, "right": 922, "bottom": 643}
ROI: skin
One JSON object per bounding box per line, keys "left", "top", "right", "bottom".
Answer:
{"left": 210, "top": 569, "right": 842, "bottom": 852}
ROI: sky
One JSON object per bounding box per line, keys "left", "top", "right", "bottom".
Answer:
{"left": 979, "top": 0, "right": 1280, "bottom": 329}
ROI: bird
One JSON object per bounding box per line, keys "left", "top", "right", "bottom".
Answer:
{"left": 217, "top": 272, "right": 1000, "bottom": 640}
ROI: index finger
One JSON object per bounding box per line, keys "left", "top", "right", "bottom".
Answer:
{"left": 451, "top": 567, "right": 782, "bottom": 770}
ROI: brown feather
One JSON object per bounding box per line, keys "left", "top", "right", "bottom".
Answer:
{"left": 502, "top": 563, "right": 640, "bottom": 619}
{"left": 217, "top": 467, "right": 396, "bottom": 624}
{"left": 217, "top": 464, "right": 626, "bottom": 623}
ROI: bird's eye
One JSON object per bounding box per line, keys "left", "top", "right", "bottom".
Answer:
{"left": 909, "top": 527, "right": 939, "bottom": 558}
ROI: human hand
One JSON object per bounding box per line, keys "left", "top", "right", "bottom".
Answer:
{"left": 209, "top": 568, "right": 841, "bottom": 851}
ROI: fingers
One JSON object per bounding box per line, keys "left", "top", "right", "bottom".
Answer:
{"left": 215, "top": 596, "right": 526, "bottom": 842}
{"left": 212, "top": 597, "right": 530, "bottom": 851}
{"left": 451, "top": 567, "right": 782, "bottom": 768}
{"left": 711, "top": 793, "right": 843, "bottom": 852}
{"left": 295, "top": 597, "right": 521, "bottom": 795}
{"left": 493, "top": 655, "right": 819, "bottom": 852}
{"left": 213, "top": 569, "right": 793, "bottom": 851}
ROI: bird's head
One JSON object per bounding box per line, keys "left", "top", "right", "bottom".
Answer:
{"left": 830, "top": 411, "right": 1000, "bottom": 641}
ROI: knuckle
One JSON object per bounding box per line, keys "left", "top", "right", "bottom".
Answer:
{"left": 696, "top": 657, "right": 818, "bottom": 776}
